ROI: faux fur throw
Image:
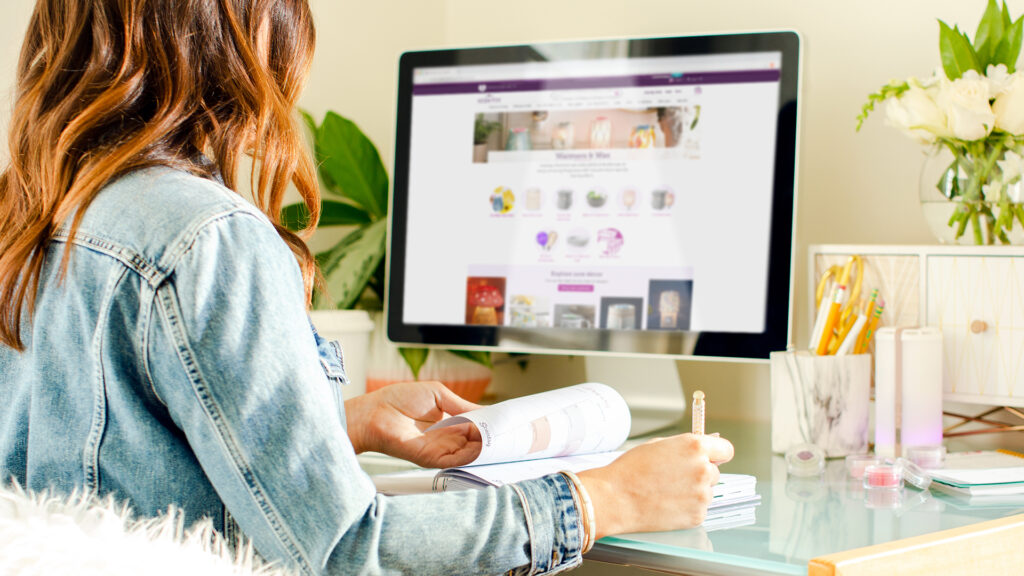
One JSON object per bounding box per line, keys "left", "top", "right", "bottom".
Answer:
{"left": 0, "top": 483, "right": 294, "bottom": 576}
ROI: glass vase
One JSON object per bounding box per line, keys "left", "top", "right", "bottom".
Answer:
{"left": 919, "top": 145, "right": 1024, "bottom": 245}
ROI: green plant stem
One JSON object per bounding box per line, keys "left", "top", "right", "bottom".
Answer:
{"left": 954, "top": 204, "right": 971, "bottom": 239}
{"left": 1016, "top": 205, "right": 1024, "bottom": 228}
{"left": 964, "top": 140, "right": 1005, "bottom": 201}
{"left": 980, "top": 204, "right": 998, "bottom": 244}
{"left": 997, "top": 200, "right": 1012, "bottom": 230}
{"left": 971, "top": 209, "right": 984, "bottom": 244}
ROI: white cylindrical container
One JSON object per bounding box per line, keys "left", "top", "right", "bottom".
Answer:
{"left": 900, "top": 327, "right": 944, "bottom": 451}
{"left": 309, "top": 309, "right": 375, "bottom": 399}
{"left": 874, "top": 327, "right": 943, "bottom": 459}
{"left": 874, "top": 329, "right": 898, "bottom": 459}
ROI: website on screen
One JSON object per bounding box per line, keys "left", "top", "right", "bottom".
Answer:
{"left": 402, "top": 52, "right": 781, "bottom": 333}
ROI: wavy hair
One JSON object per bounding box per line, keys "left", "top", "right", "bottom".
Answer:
{"left": 0, "top": 0, "right": 320, "bottom": 351}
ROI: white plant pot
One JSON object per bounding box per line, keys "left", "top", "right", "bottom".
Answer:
{"left": 309, "top": 309, "right": 375, "bottom": 399}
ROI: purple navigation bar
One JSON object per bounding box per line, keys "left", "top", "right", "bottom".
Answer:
{"left": 412, "top": 69, "right": 780, "bottom": 96}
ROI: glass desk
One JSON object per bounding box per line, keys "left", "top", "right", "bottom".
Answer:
{"left": 587, "top": 421, "right": 1024, "bottom": 575}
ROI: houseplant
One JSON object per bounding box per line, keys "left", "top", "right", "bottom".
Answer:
{"left": 473, "top": 113, "right": 502, "bottom": 163}
{"left": 284, "top": 111, "right": 492, "bottom": 398}
{"left": 857, "top": 0, "right": 1024, "bottom": 245}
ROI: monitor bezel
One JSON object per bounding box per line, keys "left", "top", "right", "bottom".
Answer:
{"left": 386, "top": 31, "right": 800, "bottom": 360}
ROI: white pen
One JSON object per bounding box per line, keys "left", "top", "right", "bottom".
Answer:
{"left": 836, "top": 314, "right": 867, "bottom": 356}
{"left": 809, "top": 292, "right": 831, "bottom": 351}
{"left": 692, "top": 391, "right": 705, "bottom": 435}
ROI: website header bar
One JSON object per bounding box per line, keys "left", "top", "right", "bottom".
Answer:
{"left": 412, "top": 69, "right": 781, "bottom": 96}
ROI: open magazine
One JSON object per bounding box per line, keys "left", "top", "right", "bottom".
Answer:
{"left": 427, "top": 381, "right": 631, "bottom": 470}
{"left": 370, "top": 382, "right": 628, "bottom": 495}
{"left": 371, "top": 383, "right": 761, "bottom": 525}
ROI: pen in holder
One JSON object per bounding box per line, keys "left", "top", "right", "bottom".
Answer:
{"left": 770, "top": 350, "right": 872, "bottom": 457}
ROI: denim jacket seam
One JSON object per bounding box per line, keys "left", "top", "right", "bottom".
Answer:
{"left": 509, "top": 482, "right": 539, "bottom": 575}
{"left": 539, "top": 556, "right": 584, "bottom": 575}
{"left": 140, "top": 286, "right": 168, "bottom": 409}
{"left": 157, "top": 208, "right": 267, "bottom": 282}
{"left": 522, "top": 475, "right": 585, "bottom": 575}
{"left": 329, "top": 377, "right": 347, "bottom": 432}
{"left": 154, "top": 282, "right": 316, "bottom": 576}
{"left": 53, "top": 204, "right": 263, "bottom": 290}
{"left": 53, "top": 229, "right": 166, "bottom": 286}
{"left": 82, "top": 266, "right": 128, "bottom": 493}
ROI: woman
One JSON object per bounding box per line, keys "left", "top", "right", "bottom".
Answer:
{"left": 0, "top": 1, "right": 733, "bottom": 574}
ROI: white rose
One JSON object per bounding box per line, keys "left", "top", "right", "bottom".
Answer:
{"left": 986, "top": 64, "right": 1012, "bottom": 96}
{"left": 993, "top": 73, "right": 1024, "bottom": 135}
{"left": 938, "top": 70, "right": 995, "bottom": 141}
{"left": 997, "top": 149, "right": 1024, "bottom": 182}
{"left": 885, "top": 84, "right": 948, "bottom": 144}
{"left": 997, "top": 150, "right": 1024, "bottom": 202}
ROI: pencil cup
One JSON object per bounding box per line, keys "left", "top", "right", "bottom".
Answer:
{"left": 770, "top": 351, "right": 872, "bottom": 457}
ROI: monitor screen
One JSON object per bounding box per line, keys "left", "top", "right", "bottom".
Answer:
{"left": 387, "top": 32, "right": 799, "bottom": 359}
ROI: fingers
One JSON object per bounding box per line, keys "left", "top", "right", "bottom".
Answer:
{"left": 697, "top": 434, "right": 734, "bottom": 464}
{"left": 706, "top": 461, "right": 720, "bottom": 487}
{"left": 424, "top": 421, "right": 480, "bottom": 443}
{"left": 426, "top": 381, "right": 482, "bottom": 416}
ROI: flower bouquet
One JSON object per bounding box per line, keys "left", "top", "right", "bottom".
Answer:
{"left": 857, "top": 0, "right": 1024, "bottom": 244}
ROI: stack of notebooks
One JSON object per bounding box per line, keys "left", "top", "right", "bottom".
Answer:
{"left": 369, "top": 383, "right": 760, "bottom": 531}
{"left": 928, "top": 450, "right": 1024, "bottom": 504}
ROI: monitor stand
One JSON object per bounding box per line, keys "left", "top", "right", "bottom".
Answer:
{"left": 583, "top": 356, "right": 687, "bottom": 438}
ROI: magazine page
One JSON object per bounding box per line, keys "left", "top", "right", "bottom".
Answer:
{"left": 428, "top": 382, "right": 631, "bottom": 466}
{"left": 435, "top": 452, "right": 622, "bottom": 490}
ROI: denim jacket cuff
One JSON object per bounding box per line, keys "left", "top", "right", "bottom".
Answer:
{"left": 509, "top": 473, "right": 584, "bottom": 576}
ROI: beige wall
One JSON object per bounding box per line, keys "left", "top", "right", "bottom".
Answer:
{"left": 1, "top": 1, "right": 1017, "bottom": 422}
{"left": 0, "top": 2, "right": 35, "bottom": 164}
{"left": 301, "top": 0, "right": 448, "bottom": 170}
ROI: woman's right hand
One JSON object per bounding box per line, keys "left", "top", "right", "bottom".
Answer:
{"left": 577, "top": 433, "right": 734, "bottom": 539}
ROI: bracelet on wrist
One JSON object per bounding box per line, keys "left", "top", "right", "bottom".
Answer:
{"left": 560, "top": 470, "right": 597, "bottom": 554}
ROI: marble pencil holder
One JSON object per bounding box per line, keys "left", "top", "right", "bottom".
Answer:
{"left": 770, "top": 351, "right": 872, "bottom": 457}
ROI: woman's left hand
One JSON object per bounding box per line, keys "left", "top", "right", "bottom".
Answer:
{"left": 344, "top": 381, "right": 482, "bottom": 469}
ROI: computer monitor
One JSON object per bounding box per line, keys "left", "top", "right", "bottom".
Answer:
{"left": 386, "top": 31, "right": 799, "bottom": 360}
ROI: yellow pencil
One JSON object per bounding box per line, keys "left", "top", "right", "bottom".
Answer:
{"left": 815, "top": 284, "right": 847, "bottom": 355}
{"left": 829, "top": 313, "right": 858, "bottom": 355}
{"left": 855, "top": 297, "right": 885, "bottom": 354}
{"left": 854, "top": 289, "right": 879, "bottom": 353}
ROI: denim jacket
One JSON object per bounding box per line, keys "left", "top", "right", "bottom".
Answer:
{"left": 0, "top": 167, "right": 584, "bottom": 575}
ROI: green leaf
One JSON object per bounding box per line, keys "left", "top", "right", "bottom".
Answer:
{"left": 993, "top": 37, "right": 1014, "bottom": 69}
{"left": 939, "top": 20, "right": 982, "bottom": 79}
{"left": 1005, "top": 17, "right": 1024, "bottom": 71}
{"left": 975, "top": 0, "right": 1005, "bottom": 66}
{"left": 280, "top": 200, "right": 372, "bottom": 231}
{"left": 315, "top": 218, "right": 388, "bottom": 309}
{"left": 299, "top": 108, "right": 318, "bottom": 138}
{"left": 936, "top": 159, "right": 960, "bottom": 200}
{"left": 315, "top": 112, "right": 389, "bottom": 219}
{"left": 280, "top": 202, "right": 310, "bottom": 231}
{"left": 447, "top": 349, "right": 493, "bottom": 369}
{"left": 398, "top": 347, "right": 430, "bottom": 380}
{"left": 320, "top": 200, "right": 373, "bottom": 226}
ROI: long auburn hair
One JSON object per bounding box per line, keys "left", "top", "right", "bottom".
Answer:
{"left": 0, "top": 0, "right": 320, "bottom": 351}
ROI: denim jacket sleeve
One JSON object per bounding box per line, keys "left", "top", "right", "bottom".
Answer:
{"left": 144, "top": 209, "right": 585, "bottom": 576}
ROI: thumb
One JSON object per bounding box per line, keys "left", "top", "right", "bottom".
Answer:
{"left": 433, "top": 383, "right": 482, "bottom": 416}
{"left": 700, "top": 434, "right": 735, "bottom": 464}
